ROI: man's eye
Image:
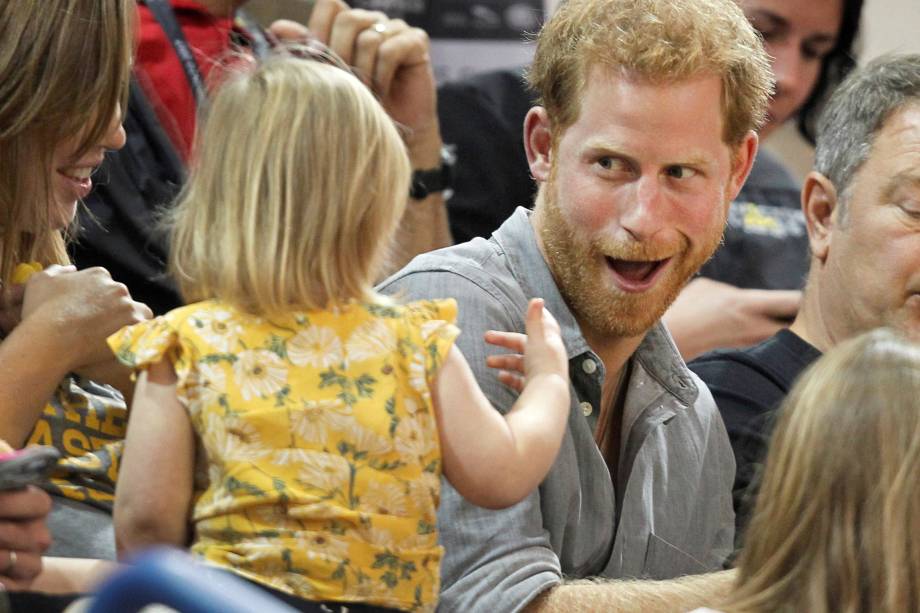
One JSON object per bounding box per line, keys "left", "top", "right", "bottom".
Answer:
{"left": 899, "top": 202, "right": 920, "bottom": 218}
{"left": 665, "top": 166, "right": 697, "bottom": 180}
{"left": 598, "top": 157, "right": 615, "bottom": 170}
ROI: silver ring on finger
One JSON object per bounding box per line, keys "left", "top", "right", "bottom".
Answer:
{"left": 372, "top": 21, "right": 387, "bottom": 35}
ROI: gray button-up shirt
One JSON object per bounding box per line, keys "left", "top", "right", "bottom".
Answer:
{"left": 379, "top": 208, "right": 735, "bottom": 613}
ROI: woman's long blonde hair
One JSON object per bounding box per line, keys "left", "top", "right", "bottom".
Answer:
{"left": 726, "top": 328, "right": 920, "bottom": 612}
{"left": 170, "top": 53, "right": 411, "bottom": 315}
{"left": 0, "top": 0, "right": 133, "bottom": 283}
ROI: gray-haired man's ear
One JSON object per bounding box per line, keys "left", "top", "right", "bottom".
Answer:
{"left": 801, "top": 170, "right": 839, "bottom": 263}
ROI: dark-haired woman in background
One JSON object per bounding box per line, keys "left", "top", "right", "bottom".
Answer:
{"left": 692, "top": 0, "right": 864, "bottom": 297}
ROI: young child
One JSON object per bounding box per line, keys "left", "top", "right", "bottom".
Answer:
{"left": 109, "top": 53, "right": 570, "bottom": 613}
{"left": 706, "top": 327, "right": 920, "bottom": 612}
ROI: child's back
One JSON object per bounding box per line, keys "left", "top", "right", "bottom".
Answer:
{"left": 114, "top": 297, "right": 458, "bottom": 609}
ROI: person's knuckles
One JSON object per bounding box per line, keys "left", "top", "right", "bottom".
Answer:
{"left": 336, "top": 9, "right": 385, "bottom": 31}
{"left": 356, "top": 27, "right": 383, "bottom": 51}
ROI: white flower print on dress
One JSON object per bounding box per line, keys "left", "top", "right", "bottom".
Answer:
{"left": 407, "top": 471, "right": 440, "bottom": 513}
{"left": 202, "top": 413, "right": 269, "bottom": 464}
{"left": 360, "top": 525, "right": 397, "bottom": 549}
{"left": 419, "top": 318, "right": 447, "bottom": 342}
{"left": 347, "top": 422, "right": 392, "bottom": 457}
{"left": 408, "top": 351, "right": 429, "bottom": 399}
{"left": 184, "top": 361, "right": 227, "bottom": 414}
{"left": 287, "top": 326, "right": 343, "bottom": 368}
{"left": 297, "top": 532, "right": 349, "bottom": 563}
{"left": 297, "top": 451, "right": 351, "bottom": 494}
{"left": 233, "top": 349, "right": 287, "bottom": 400}
{"left": 290, "top": 398, "right": 354, "bottom": 444}
{"left": 226, "top": 540, "right": 287, "bottom": 575}
{"left": 394, "top": 414, "right": 436, "bottom": 461}
{"left": 345, "top": 318, "right": 397, "bottom": 362}
{"left": 359, "top": 480, "right": 410, "bottom": 517}
{"left": 130, "top": 327, "right": 171, "bottom": 365}
{"left": 270, "top": 448, "right": 315, "bottom": 467}
{"left": 191, "top": 308, "right": 243, "bottom": 353}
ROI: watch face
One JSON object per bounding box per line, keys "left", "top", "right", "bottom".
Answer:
{"left": 410, "top": 147, "right": 456, "bottom": 199}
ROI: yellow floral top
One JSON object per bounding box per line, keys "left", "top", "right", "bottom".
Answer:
{"left": 109, "top": 299, "right": 459, "bottom": 612}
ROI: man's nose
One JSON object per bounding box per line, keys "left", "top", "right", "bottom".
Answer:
{"left": 620, "top": 176, "right": 666, "bottom": 241}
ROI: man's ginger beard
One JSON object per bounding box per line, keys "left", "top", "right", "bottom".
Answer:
{"left": 538, "top": 171, "right": 727, "bottom": 338}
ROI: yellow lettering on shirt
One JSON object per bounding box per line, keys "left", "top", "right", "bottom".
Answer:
{"left": 100, "top": 409, "right": 126, "bottom": 437}
{"left": 62, "top": 429, "right": 90, "bottom": 456}
{"left": 27, "top": 420, "right": 54, "bottom": 447}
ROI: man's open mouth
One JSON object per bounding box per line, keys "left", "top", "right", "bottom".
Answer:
{"left": 604, "top": 256, "right": 670, "bottom": 291}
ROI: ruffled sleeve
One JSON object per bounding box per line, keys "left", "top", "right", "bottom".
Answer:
{"left": 405, "top": 298, "right": 460, "bottom": 380}
{"left": 107, "top": 316, "right": 183, "bottom": 376}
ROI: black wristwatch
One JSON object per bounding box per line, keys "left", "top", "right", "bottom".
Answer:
{"left": 409, "top": 145, "right": 457, "bottom": 200}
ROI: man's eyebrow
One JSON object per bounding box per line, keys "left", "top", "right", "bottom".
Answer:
{"left": 582, "top": 140, "right": 639, "bottom": 165}
{"left": 882, "top": 170, "right": 920, "bottom": 200}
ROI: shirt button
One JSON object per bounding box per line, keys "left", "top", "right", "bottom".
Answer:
{"left": 580, "top": 401, "right": 593, "bottom": 417}
{"left": 581, "top": 358, "right": 597, "bottom": 374}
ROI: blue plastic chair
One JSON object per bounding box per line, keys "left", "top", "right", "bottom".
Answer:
{"left": 87, "top": 548, "right": 299, "bottom": 613}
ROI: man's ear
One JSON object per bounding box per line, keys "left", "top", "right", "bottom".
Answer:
{"left": 726, "top": 130, "right": 759, "bottom": 201}
{"left": 801, "top": 170, "right": 839, "bottom": 262}
{"left": 524, "top": 106, "right": 553, "bottom": 183}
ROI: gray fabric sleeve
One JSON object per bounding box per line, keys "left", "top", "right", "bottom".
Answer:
{"left": 380, "top": 269, "right": 563, "bottom": 613}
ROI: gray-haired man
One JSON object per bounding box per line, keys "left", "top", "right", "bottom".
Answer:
{"left": 691, "top": 53, "right": 920, "bottom": 535}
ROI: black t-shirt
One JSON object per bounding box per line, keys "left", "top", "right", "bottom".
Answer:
{"left": 688, "top": 329, "right": 821, "bottom": 539}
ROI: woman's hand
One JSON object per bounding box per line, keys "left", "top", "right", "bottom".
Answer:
{"left": 0, "top": 485, "right": 52, "bottom": 589}
{"left": 20, "top": 266, "right": 152, "bottom": 372}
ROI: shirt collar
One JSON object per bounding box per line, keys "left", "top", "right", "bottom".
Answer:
{"left": 491, "top": 207, "right": 699, "bottom": 406}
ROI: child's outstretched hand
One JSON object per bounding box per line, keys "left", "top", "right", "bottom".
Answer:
{"left": 484, "top": 298, "right": 568, "bottom": 393}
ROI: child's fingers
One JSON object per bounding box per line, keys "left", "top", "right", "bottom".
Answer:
{"left": 525, "top": 298, "right": 545, "bottom": 338}
{"left": 484, "top": 329, "right": 527, "bottom": 353}
{"left": 497, "top": 370, "right": 525, "bottom": 393}
{"left": 540, "top": 303, "right": 562, "bottom": 336}
{"left": 486, "top": 353, "right": 525, "bottom": 374}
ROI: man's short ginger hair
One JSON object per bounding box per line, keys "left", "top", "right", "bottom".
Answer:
{"left": 527, "top": 0, "right": 773, "bottom": 146}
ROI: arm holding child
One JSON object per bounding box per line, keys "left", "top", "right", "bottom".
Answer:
{"left": 0, "top": 265, "right": 151, "bottom": 446}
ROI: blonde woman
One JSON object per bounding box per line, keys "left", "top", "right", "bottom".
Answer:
{"left": 704, "top": 328, "right": 920, "bottom": 612}
{"left": 110, "top": 55, "right": 571, "bottom": 613}
{"left": 0, "top": 0, "right": 151, "bottom": 562}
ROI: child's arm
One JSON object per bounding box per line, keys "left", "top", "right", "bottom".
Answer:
{"left": 113, "top": 359, "right": 195, "bottom": 558}
{"left": 431, "top": 299, "right": 570, "bottom": 509}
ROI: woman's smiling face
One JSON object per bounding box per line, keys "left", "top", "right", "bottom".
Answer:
{"left": 46, "top": 106, "right": 126, "bottom": 229}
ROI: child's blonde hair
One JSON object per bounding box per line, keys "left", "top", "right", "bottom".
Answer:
{"left": 170, "top": 53, "right": 411, "bottom": 315}
{"left": 727, "top": 328, "right": 920, "bottom": 612}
